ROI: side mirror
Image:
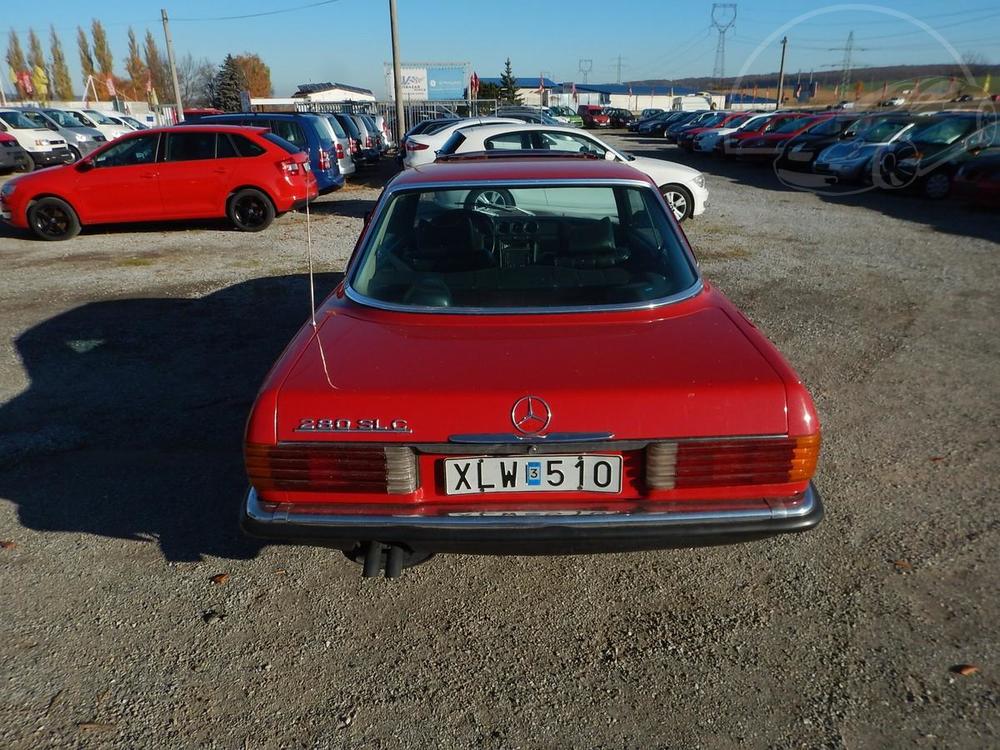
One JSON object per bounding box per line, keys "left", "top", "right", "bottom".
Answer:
{"left": 48, "top": 123, "right": 59, "bottom": 131}
{"left": 76, "top": 160, "right": 95, "bottom": 172}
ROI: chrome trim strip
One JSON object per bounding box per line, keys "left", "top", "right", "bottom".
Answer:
{"left": 449, "top": 432, "right": 615, "bottom": 444}
{"left": 343, "top": 177, "right": 703, "bottom": 316}
{"left": 244, "top": 485, "right": 819, "bottom": 531}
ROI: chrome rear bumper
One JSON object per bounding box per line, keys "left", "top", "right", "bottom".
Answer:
{"left": 241, "top": 483, "right": 823, "bottom": 555}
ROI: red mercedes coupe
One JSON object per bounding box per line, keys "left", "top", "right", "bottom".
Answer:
{"left": 0, "top": 125, "right": 317, "bottom": 240}
{"left": 242, "top": 154, "right": 823, "bottom": 577}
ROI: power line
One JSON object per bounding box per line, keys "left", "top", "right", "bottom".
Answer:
{"left": 172, "top": 0, "right": 345, "bottom": 22}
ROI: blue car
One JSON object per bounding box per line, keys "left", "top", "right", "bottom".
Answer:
{"left": 187, "top": 112, "right": 344, "bottom": 194}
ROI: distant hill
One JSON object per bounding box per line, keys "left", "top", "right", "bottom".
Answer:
{"left": 629, "top": 63, "right": 999, "bottom": 92}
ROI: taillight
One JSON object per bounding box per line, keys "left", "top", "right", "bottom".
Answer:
{"left": 335, "top": 142, "right": 345, "bottom": 159}
{"left": 365, "top": 136, "right": 373, "bottom": 148}
{"left": 349, "top": 137, "right": 360, "bottom": 154}
{"left": 246, "top": 443, "right": 418, "bottom": 495}
{"left": 279, "top": 158, "right": 300, "bottom": 175}
{"left": 646, "top": 435, "right": 820, "bottom": 489}
{"left": 318, "top": 149, "right": 331, "bottom": 170}
{"left": 406, "top": 141, "right": 429, "bottom": 151}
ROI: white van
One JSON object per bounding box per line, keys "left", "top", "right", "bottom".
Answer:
{"left": 0, "top": 109, "right": 73, "bottom": 169}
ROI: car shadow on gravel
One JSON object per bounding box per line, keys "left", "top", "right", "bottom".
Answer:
{"left": 0, "top": 272, "right": 343, "bottom": 562}
{"left": 309, "top": 198, "right": 376, "bottom": 219}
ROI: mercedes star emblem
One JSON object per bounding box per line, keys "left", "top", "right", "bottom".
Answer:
{"left": 511, "top": 395, "right": 552, "bottom": 436}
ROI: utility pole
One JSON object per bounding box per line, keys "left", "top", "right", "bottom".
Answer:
{"left": 578, "top": 59, "right": 592, "bottom": 84}
{"left": 615, "top": 54, "right": 623, "bottom": 85}
{"left": 161, "top": 8, "right": 184, "bottom": 122}
{"left": 775, "top": 36, "right": 788, "bottom": 108}
{"left": 388, "top": 0, "right": 405, "bottom": 142}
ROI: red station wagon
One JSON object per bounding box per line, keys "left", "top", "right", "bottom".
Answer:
{"left": 241, "top": 155, "right": 823, "bottom": 577}
{"left": 0, "top": 125, "right": 317, "bottom": 240}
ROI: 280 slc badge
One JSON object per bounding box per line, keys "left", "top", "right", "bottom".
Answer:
{"left": 295, "top": 417, "right": 411, "bottom": 433}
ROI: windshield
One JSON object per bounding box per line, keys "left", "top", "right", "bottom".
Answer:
{"left": 859, "top": 120, "right": 911, "bottom": 143}
{"left": 909, "top": 117, "right": 977, "bottom": 145}
{"left": 350, "top": 184, "right": 698, "bottom": 311}
{"left": 771, "top": 116, "right": 815, "bottom": 133}
{"left": 84, "top": 110, "right": 116, "bottom": 125}
{"left": 0, "top": 110, "right": 42, "bottom": 129}
{"left": 43, "top": 110, "right": 84, "bottom": 127}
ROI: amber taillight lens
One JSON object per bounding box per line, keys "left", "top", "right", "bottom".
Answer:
{"left": 245, "top": 444, "right": 418, "bottom": 495}
{"left": 646, "top": 435, "right": 820, "bottom": 490}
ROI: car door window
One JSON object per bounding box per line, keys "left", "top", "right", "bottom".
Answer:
{"left": 537, "top": 131, "right": 607, "bottom": 156}
{"left": 484, "top": 132, "right": 531, "bottom": 150}
{"left": 228, "top": 133, "right": 266, "bottom": 157}
{"left": 164, "top": 131, "right": 217, "bottom": 162}
{"left": 268, "top": 120, "right": 306, "bottom": 147}
{"left": 93, "top": 135, "right": 159, "bottom": 167}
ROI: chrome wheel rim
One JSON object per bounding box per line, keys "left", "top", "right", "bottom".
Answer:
{"left": 473, "top": 189, "right": 510, "bottom": 209}
{"left": 662, "top": 189, "right": 688, "bottom": 221}
{"left": 32, "top": 205, "right": 71, "bottom": 238}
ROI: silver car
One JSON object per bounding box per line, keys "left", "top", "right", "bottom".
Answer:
{"left": 31, "top": 109, "right": 107, "bottom": 160}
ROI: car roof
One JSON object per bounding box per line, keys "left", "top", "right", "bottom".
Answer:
{"left": 456, "top": 123, "right": 607, "bottom": 137}
{"left": 394, "top": 157, "right": 652, "bottom": 186}
{"left": 126, "top": 124, "right": 270, "bottom": 135}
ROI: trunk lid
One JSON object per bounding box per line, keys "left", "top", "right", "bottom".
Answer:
{"left": 275, "top": 299, "right": 788, "bottom": 443}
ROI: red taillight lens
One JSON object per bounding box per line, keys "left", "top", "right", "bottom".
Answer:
{"left": 406, "top": 141, "right": 429, "bottom": 151}
{"left": 335, "top": 142, "right": 345, "bottom": 159}
{"left": 349, "top": 137, "right": 360, "bottom": 154}
{"left": 279, "top": 158, "right": 300, "bottom": 174}
{"left": 246, "top": 443, "right": 418, "bottom": 495}
{"left": 646, "top": 435, "right": 820, "bottom": 489}
{"left": 318, "top": 149, "right": 331, "bottom": 170}
{"left": 365, "top": 135, "right": 373, "bottom": 148}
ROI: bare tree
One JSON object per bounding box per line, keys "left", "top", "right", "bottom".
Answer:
{"left": 176, "top": 53, "right": 214, "bottom": 107}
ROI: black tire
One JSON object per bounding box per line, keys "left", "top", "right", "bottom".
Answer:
{"left": 16, "top": 156, "right": 35, "bottom": 173}
{"left": 27, "top": 197, "right": 81, "bottom": 241}
{"left": 659, "top": 183, "right": 695, "bottom": 222}
{"left": 227, "top": 188, "right": 275, "bottom": 232}
{"left": 464, "top": 187, "right": 516, "bottom": 211}
{"left": 68, "top": 146, "right": 82, "bottom": 162}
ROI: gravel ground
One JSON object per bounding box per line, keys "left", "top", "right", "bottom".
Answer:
{"left": 1, "top": 133, "right": 997, "bottom": 749}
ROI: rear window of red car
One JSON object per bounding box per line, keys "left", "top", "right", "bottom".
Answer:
{"left": 349, "top": 183, "right": 698, "bottom": 312}
{"left": 262, "top": 133, "right": 300, "bottom": 154}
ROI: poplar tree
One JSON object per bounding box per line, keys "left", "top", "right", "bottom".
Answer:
{"left": 77, "top": 26, "right": 96, "bottom": 86}
{"left": 91, "top": 19, "right": 114, "bottom": 77}
{"left": 143, "top": 29, "right": 168, "bottom": 96}
{"left": 125, "top": 27, "right": 146, "bottom": 94}
{"left": 6, "top": 30, "right": 28, "bottom": 98}
{"left": 50, "top": 26, "right": 74, "bottom": 100}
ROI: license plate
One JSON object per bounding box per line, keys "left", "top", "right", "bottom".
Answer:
{"left": 444, "top": 455, "right": 622, "bottom": 495}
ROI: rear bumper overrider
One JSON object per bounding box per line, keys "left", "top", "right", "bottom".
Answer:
{"left": 241, "top": 483, "right": 824, "bottom": 555}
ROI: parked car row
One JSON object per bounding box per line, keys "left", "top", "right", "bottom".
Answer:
{"left": 398, "top": 115, "right": 709, "bottom": 222}
{"left": 630, "top": 106, "right": 999, "bottom": 206}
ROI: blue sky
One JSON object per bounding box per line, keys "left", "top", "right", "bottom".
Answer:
{"left": 8, "top": 1, "right": 999, "bottom": 97}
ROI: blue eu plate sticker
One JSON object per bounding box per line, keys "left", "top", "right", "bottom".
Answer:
{"left": 526, "top": 461, "right": 541, "bottom": 486}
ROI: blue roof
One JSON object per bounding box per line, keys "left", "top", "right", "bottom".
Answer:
{"left": 479, "top": 77, "right": 560, "bottom": 89}
{"left": 570, "top": 83, "right": 700, "bottom": 96}
{"left": 726, "top": 93, "right": 775, "bottom": 104}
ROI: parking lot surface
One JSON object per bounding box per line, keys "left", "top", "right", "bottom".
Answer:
{"left": 1, "top": 133, "right": 998, "bottom": 749}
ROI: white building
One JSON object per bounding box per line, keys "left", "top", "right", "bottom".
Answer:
{"left": 291, "top": 82, "right": 375, "bottom": 103}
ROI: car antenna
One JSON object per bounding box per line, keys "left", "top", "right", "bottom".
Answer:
{"left": 305, "top": 150, "right": 317, "bottom": 330}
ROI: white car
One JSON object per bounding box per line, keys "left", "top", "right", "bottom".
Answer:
{"left": 436, "top": 123, "right": 708, "bottom": 221}
{"left": 318, "top": 114, "right": 357, "bottom": 177}
{"left": 402, "top": 117, "right": 521, "bottom": 169}
{"left": 694, "top": 113, "right": 772, "bottom": 154}
{"left": 62, "top": 109, "right": 130, "bottom": 141}
{"left": 0, "top": 108, "right": 73, "bottom": 169}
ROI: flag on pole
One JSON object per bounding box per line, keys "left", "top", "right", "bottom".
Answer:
{"left": 105, "top": 75, "right": 116, "bottom": 97}
{"left": 469, "top": 71, "right": 479, "bottom": 99}
{"left": 628, "top": 84, "right": 633, "bottom": 96}
{"left": 31, "top": 65, "right": 49, "bottom": 102}
{"left": 537, "top": 75, "right": 544, "bottom": 93}
{"left": 794, "top": 82, "right": 802, "bottom": 99}
{"left": 571, "top": 82, "right": 577, "bottom": 102}
{"left": 984, "top": 74, "right": 992, "bottom": 95}
{"left": 18, "top": 71, "right": 33, "bottom": 95}
{"left": 7, "top": 66, "right": 15, "bottom": 85}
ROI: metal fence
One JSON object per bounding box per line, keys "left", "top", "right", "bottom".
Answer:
{"left": 294, "top": 99, "right": 499, "bottom": 138}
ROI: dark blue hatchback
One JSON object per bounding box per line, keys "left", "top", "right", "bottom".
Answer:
{"left": 187, "top": 113, "right": 344, "bottom": 193}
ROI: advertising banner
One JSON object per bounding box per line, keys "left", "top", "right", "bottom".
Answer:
{"left": 426, "top": 65, "right": 466, "bottom": 100}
